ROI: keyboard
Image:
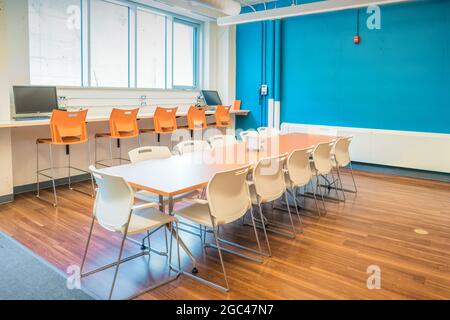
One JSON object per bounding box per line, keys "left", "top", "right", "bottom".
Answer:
{"left": 14, "top": 116, "right": 50, "bottom": 121}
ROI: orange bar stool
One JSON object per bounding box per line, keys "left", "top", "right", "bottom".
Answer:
{"left": 94, "top": 108, "right": 140, "bottom": 168}
{"left": 36, "top": 109, "right": 95, "bottom": 207}
{"left": 232, "top": 100, "right": 241, "bottom": 110}
{"left": 214, "top": 105, "right": 232, "bottom": 127}
{"left": 187, "top": 106, "right": 207, "bottom": 138}
{"left": 140, "top": 107, "right": 178, "bottom": 149}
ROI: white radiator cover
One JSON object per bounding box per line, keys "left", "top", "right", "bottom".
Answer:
{"left": 281, "top": 123, "right": 450, "bottom": 173}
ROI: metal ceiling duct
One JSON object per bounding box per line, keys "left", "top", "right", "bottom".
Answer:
{"left": 218, "top": 0, "right": 413, "bottom": 26}
{"left": 189, "top": 0, "right": 242, "bottom": 16}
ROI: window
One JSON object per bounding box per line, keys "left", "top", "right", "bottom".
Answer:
{"left": 29, "top": 0, "right": 82, "bottom": 86}
{"left": 173, "top": 21, "right": 197, "bottom": 88}
{"left": 90, "top": 0, "right": 129, "bottom": 87}
{"left": 28, "top": 0, "right": 200, "bottom": 89}
{"left": 136, "top": 10, "right": 166, "bottom": 89}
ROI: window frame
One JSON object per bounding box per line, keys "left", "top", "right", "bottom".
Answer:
{"left": 28, "top": 0, "right": 202, "bottom": 90}
{"left": 171, "top": 18, "right": 200, "bottom": 90}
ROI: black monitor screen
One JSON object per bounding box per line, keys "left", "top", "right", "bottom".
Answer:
{"left": 13, "top": 86, "right": 58, "bottom": 115}
{"left": 201, "top": 90, "right": 222, "bottom": 106}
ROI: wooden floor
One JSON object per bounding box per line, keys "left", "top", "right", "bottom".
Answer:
{"left": 0, "top": 170, "right": 449, "bottom": 300}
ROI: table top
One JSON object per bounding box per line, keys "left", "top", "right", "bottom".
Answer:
{"left": 0, "top": 109, "right": 250, "bottom": 129}
{"left": 100, "top": 133, "right": 338, "bottom": 197}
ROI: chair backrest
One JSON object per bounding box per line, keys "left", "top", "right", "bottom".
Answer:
{"left": 257, "top": 127, "right": 280, "bottom": 137}
{"left": 208, "top": 134, "right": 237, "bottom": 148}
{"left": 154, "top": 107, "right": 178, "bottom": 134}
{"left": 312, "top": 141, "right": 335, "bottom": 175}
{"left": 128, "top": 146, "right": 172, "bottom": 163}
{"left": 206, "top": 165, "right": 252, "bottom": 225}
{"left": 214, "top": 105, "right": 231, "bottom": 127}
{"left": 287, "top": 147, "right": 314, "bottom": 188}
{"left": 253, "top": 153, "right": 288, "bottom": 203}
{"left": 187, "top": 106, "right": 207, "bottom": 130}
{"left": 89, "top": 165, "right": 134, "bottom": 233}
{"left": 334, "top": 137, "right": 353, "bottom": 167}
{"left": 239, "top": 130, "right": 259, "bottom": 142}
{"left": 49, "top": 109, "right": 88, "bottom": 144}
{"left": 109, "top": 108, "right": 140, "bottom": 139}
{"left": 173, "top": 140, "right": 210, "bottom": 155}
{"left": 232, "top": 100, "right": 241, "bottom": 110}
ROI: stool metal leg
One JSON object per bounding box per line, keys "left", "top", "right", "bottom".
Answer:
{"left": 109, "top": 138, "right": 114, "bottom": 167}
{"left": 87, "top": 141, "right": 95, "bottom": 196}
{"left": 49, "top": 144, "right": 58, "bottom": 207}
{"left": 36, "top": 143, "right": 40, "bottom": 199}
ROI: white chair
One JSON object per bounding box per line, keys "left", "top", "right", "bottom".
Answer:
{"left": 257, "top": 127, "right": 280, "bottom": 137}
{"left": 311, "top": 141, "right": 339, "bottom": 214}
{"left": 129, "top": 146, "right": 172, "bottom": 163}
{"left": 173, "top": 140, "right": 210, "bottom": 155}
{"left": 285, "top": 147, "right": 322, "bottom": 220}
{"left": 239, "top": 130, "right": 259, "bottom": 142}
{"left": 207, "top": 134, "right": 237, "bottom": 148}
{"left": 332, "top": 136, "right": 357, "bottom": 198}
{"left": 247, "top": 153, "right": 296, "bottom": 257}
{"left": 174, "top": 164, "right": 262, "bottom": 292}
{"left": 129, "top": 146, "right": 198, "bottom": 204}
{"left": 80, "top": 166, "right": 180, "bottom": 300}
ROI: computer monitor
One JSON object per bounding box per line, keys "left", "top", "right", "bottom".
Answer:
{"left": 13, "top": 86, "right": 58, "bottom": 117}
{"left": 201, "top": 90, "right": 222, "bottom": 106}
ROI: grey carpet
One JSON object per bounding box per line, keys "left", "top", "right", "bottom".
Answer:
{"left": 0, "top": 232, "right": 95, "bottom": 300}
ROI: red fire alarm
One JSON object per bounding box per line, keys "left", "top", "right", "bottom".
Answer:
{"left": 354, "top": 35, "right": 361, "bottom": 45}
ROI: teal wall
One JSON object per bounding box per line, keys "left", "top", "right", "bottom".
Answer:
{"left": 236, "top": 0, "right": 450, "bottom": 134}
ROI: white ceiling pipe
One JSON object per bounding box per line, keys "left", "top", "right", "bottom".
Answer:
{"left": 217, "top": 0, "right": 413, "bottom": 26}
{"left": 190, "top": 0, "right": 242, "bottom": 16}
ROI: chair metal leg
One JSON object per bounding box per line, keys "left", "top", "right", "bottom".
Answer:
{"left": 108, "top": 227, "right": 129, "bottom": 300}
{"left": 349, "top": 162, "right": 358, "bottom": 193}
{"left": 168, "top": 224, "right": 173, "bottom": 267}
{"left": 284, "top": 192, "right": 297, "bottom": 237}
{"left": 249, "top": 206, "right": 263, "bottom": 257}
{"left": 292, "top": 187, "right": 304, "bottom": 231}
{"left": 176, "top": 221, "right": 181, "bottom": 271}
{"left": 316, "top": 176, "right": 327, "bottom": 214}
{"left": 146, "top": 230, "right": 151, "bottom": 253}
{"left": 330, "top": 170, "right": 340, "bottom": 201}
{"left": 311, "top": 183, "right": 322, "bottom": 217}
{"left": 164, "top": 226, "right": 169, "bottom": 254}
{"left": 335, "top": 166, "right": 346, "bottom": 201}
{"left": 258, "top": 203, "right": 271, "bottom": 256}
{"left": 212, "top": 225, "right": 230, "bottom": 291}
{"left": 80, "top": 215, "right": 96, "bottom": 274}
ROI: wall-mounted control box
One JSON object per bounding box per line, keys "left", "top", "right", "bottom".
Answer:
{"left": 260, "top": 84, "right": 268, "bottom": 96}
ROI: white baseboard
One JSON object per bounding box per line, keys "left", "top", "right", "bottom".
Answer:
{"left": 281, "top": 123, "right": 450, "bottom": 173}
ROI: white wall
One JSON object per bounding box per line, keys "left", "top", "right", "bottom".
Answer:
{"left": 0, "top": 0, "right": 237, "bottom": 192}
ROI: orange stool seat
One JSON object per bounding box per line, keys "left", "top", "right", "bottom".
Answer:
{"left": 140, "top": 107, "right": 178, "bottom": 148}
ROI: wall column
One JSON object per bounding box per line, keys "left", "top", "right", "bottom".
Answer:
{"left": 0, "top": 0, "right": 15, "bottom": 203}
